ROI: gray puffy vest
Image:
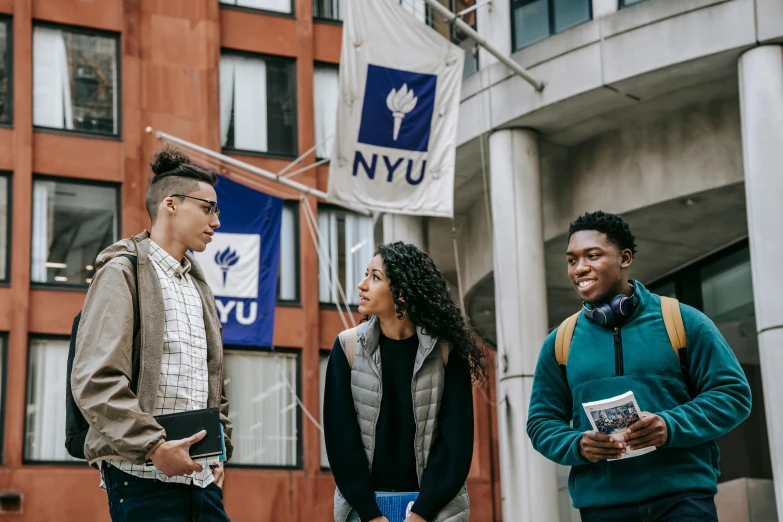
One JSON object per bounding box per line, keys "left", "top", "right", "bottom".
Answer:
{"left": 333, "top": 316, "right": 470, "bottom": 522}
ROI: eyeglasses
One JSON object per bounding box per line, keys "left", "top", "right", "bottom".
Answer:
{"left": 170, "top": 194, "right": 221, "bottom": 219}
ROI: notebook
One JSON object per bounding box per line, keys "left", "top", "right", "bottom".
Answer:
{"left": 147, "top": 407, "right": 223, "bottom": 463}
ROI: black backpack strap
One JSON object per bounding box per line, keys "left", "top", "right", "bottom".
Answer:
{"left": 118, "top": 254, "right": 140, "bottom": 392}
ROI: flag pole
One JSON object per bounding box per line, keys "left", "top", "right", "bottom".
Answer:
{"left": 154, "top": 130, "right": 372, "bottom": 216}
{"left": 422, "top": 0, "right": 546, "bottom": 92}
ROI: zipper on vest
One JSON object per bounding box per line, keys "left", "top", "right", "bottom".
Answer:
{"left": 367, "top": 346, "right": 382, "bottom": 471}
{"left": 613, "top": 327, "right": 624, "bottom": 376}
{"left": 411, "top": 380, "right": 422, "bottom": 485}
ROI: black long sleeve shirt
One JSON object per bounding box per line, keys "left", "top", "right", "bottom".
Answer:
{"left": 323, "top": 334, "right": 474, "bottom": 522}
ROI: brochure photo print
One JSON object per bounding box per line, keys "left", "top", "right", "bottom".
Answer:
{"left": 582, "top": 391, "right": 656, "bottom": 460}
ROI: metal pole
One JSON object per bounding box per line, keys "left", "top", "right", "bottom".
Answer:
{"left": 155, "top": 130, "right": 372, "bottom": 216}
{"left": 422, "top": 0, "right": 546, "bottom": 92}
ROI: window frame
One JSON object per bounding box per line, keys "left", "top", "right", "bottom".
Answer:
{"left": 218, "top": 0, "right": 296, "bottom": 19}
{"left": 318, "top": 348, "right": 331, "bottom": 471}
{"left": 313, "top": 62, "right": 339, "bottom": 161}
{"left": 646, "top": 238, "right": 751, "bottom": 314}
{"left": 312, "top": 0, "right": 344, "bottom": 22}
{"left": 0, "top": 172, "right": 11, "bottom": 286}
{"left": 218, "top": 0, "right": 296, "bottom": 18}
{"left": 450, "top": 0, "right": 479, "bottom": 78}
{"left": 220, "top": 49, "right": 299, "bottom": 160}
{"left": 619, "top": 0, "right": 647, "bottom": 8}
{"left": 316, "top": 203, "right": 374, "bottom": 309}
{"left": 23, "top": 334, "right": 81, "bottom": 465}
{"left": 31, "top": 21, "right": 122, "bottom": 139}
{"left": 313, "top": 1, "right": 434, "bottom": 26}
{"left": 0, "top": 15, "right": 14, "bottom": 128}
{"left": 277, "top": 200, "right": 301, "bottom": 306}
{"left": 510, "top": 0, "right": 593, "bottom": 52}
{"left": 222, "top": 346, "right": 304, "bottom": 470}
{"left": 29, "top": 174, "right": 122, "bottom": 292}
{"left": 0, "top": 333, "right": 8, "bottom": 463}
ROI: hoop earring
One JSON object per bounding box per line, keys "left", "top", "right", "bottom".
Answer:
{"left": 396, "top": 306, "right": 407, "bottom": 320}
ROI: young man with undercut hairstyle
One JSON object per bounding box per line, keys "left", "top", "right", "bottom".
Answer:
{"left": 527, "top": 210, "right": 752, "bottom": 521}
{"left": 72, "top": 147, "right": 233, "bottom": 522}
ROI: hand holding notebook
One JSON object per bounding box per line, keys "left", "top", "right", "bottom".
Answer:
{"left": 146, "top": 408, "right": 224, "bottom": 476}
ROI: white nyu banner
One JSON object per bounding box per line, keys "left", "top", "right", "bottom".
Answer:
{"left": 327, "top": 0, "right": 465, "bottom": 218}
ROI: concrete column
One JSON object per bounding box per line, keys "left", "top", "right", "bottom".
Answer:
{"left": 489, "top": 129, "right": 560, "bottom": 522}
{"left": 382, "top": 214, "right": 426, "bottom": 251}
{"left": 592, "top": 0, "right": 618, "bottom": 18}
{"left": 476, "top": 0, "right": 512, "bottom": 68}
{"left": 739, "top": 45, "right": 783, "bottom": 516}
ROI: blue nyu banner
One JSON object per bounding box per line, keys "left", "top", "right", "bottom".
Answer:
{"left": 194, "top": 175, "right": 283, "bottom": 347}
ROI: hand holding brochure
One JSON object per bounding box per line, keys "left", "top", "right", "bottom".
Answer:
{"left": 582, "top": 391, "right": 656, "bottom": 460}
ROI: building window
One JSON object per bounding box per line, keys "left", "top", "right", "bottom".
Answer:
{"left": 0, "top": 334, "right": 6, "bottom": 461}
{"left": 318, "top": 207, "right": 375, "bottom": 305}
{"left": 25, "top": 338, "right": 78, "bottom": 462}
{"left": 33, "top": 25, "right": 120, "bottom": 136}
{"left": 220, "top": 0, "right": 292, "bottom": 14}
{"left": 31, "top": 178, "right": 120, "bottom": 287}
{"left": 647, "top": 242, "right": 754, "bottom": 327}
{"left": 0, "top": 18, "right": 12, "bottom": 125}
{"left": 319, "top": 351, "right": 330, "bottom": 469}
{"left": 278, "top": 202, "right": 299, "bottom": 302}
{"left": 701, "top": 247, "right": 754, "bottom": 325}
{"left": 220, "top": 52, "right": 297, "bottom": 158}
{"left": 223, "top": 349, "right": 300, "bottom": 467}
{"left": 314, "top": 0, "right": 427, "bottom": 22}
{"left": 314, "top": 0, "right": 345, "bottom": 20}
{"left": 399, "top": 0, "right": 428, "bottom": 23}
{"left": 511, "top": 0, "right": 591, "bottom": 51}
{"left": 424, "top": 1, "right": 479, "bottom": 78}
{"left": 619, "top": 0, "right": 647, "bottom": 7}
{"left": 0, "top": 174, "right": 8, "bottom": 283}
{"left": 453, "top": 0, "right": 479, "bottom": 78}
{"left": 313, "top": 64, "right": 339, "bottom": 160}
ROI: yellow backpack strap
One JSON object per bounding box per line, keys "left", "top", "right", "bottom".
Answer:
{"left": 661, "top": 296, "right": 695, "bottom": 396}
{"left": 341, "top": 327, "right": 359, "bottom": 368}
{"left": 555, "top": 312, "right": 580, "bottom": 368}
{"left": 660, "top": 296, "right": 687, "bottom": 357}
{"left": 440, "top": 341, "right": 450, "bottom": 367}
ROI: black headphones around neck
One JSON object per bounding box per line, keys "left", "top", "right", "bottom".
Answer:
{"left": 582, "top": 282, "right": 636, "bottom": 328}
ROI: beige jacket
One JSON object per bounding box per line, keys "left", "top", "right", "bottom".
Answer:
{"left": 72, "top": 231, "right": 233, "bottom": 468}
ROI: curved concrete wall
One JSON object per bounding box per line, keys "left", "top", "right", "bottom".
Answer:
{"left": 457, "top": 0, "right": 782, "bottom": 148}
{"left": 543, "top": 95, "right": 744, "bottom": 240}
{"left": 459, "top": 94, "right": 744, "bottom": 300}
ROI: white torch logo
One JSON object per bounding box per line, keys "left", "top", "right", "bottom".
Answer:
{"left": 386, "top": 84, "right": 418, "bottom": 141}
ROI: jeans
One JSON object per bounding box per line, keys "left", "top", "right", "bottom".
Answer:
{"left": 579, "top": 490, "right": 717, "bottom": 522}
{"left": 103, "top": 465, "right": 231, "bottom": 522}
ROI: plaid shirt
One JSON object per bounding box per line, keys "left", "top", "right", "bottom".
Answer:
{"left": 106, "top": 241, "right": 214, "bottom": 488}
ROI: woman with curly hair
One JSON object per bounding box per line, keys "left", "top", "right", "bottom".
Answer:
{"left": 324, "top": 241, "right": 486, "bottom": 522}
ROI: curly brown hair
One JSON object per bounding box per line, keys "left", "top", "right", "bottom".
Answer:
{"left": 366, "top": 241, "right": 488, "bottom": 385}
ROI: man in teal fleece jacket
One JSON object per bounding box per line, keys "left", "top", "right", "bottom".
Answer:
{"left": 527, "top": 211, "right": 752, "bottom": 521}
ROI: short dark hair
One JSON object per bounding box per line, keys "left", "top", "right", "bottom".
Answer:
{"left": 568, "top": 211, "right": 638, "bottom": 257}
{"left": 145, "top": 146, "right": 217, "bottom": 223}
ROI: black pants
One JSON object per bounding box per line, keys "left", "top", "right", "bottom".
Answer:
{"left": 579, "top": 491, "right": 717, "bottom": 522}
{"left": 103, "top": 465, "right": 231, "bottom": 522}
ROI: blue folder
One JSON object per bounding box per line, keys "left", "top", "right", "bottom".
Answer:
{"left": 377, "top": 492, "right": 418, "bottom": 522}
{"left": 348, "top": 492, "right": 417, "bottom": 522}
